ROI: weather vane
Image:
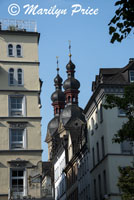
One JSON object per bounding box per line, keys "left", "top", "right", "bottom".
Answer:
{"left": 56, "top": 56, "right": 59, "bottom": 74}
{"left": 68, "top": 40, "right": 72, "bottom": 60}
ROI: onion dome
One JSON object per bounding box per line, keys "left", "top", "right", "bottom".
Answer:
{"left": 51, "top": 90, "right": 65, "bottom": 102}
{"left": 63, "top": 42, "right": 80, "bottom": 105}
{"left": 51, "top": 57, "right": 65, "bottom": 116}
{"left": 66, "top": 60, "right": 75, "bottom": 71}
{"left": 63, "top": 77, "right": 80, "bottom": 90}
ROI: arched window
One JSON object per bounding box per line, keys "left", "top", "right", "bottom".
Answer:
{"left": 72, "top": 96, "right": 75, "bottom": 102}
{"left": 16, "top": 45, "right": 21, "bottom": 57}
{"left": 68, "top": 96, "right": 71, "bottom": 102}
{"left": 8, "top": 44, "right": 13, "bottom": 56}
{"left": 17, "top": 68, "right": 23, "bottom": 85}
{"left": 9, "top": 68, "right": 14, "bottom": 85}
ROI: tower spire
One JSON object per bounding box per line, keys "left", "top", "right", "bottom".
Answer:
{"left": 51, "top": 57, "right": 65, "bottom": 116}
{"left": 68, "top": 40, "right": 72, "bottom": 60}
{"left": 63, "top": 43, "right": 80, "bottom": 105}
{"left": 56, "top": 56, "right": 59, "bottom": 75}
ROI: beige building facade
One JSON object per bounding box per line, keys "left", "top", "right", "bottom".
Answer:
{"left": 0, "top": 20, "right": 42, "bottom": 200}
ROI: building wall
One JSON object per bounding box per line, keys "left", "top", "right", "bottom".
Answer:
{"left": 86, "top": 89, "right": 133, "bottom": 200}
{"left": 54, "top": 150, "right": 66, "bottom": 200}
{"left": 0, "top": 30, "right": 42, "bottom": 199}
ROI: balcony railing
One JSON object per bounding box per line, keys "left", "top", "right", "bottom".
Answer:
{"left": 0, "top": 19, "right": 37, "bottom": 32}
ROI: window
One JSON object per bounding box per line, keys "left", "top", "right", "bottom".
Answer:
{"left": 93, "top": 179, "right": 97, "bottom": 200}
{"left": 17, "top": 69, "right": 23, "bottom": 85}
{"left": 16, "top": 45, "right": 22, "bottom": 57}
{"left": 9, "top": 68, "right": 24, "bottom": 86}
{"left": 118, "top": 108, "right": 126, "bottom": 116}
{"left": 8, "top": 44, "right": 13, "bottom": 56}
{"left": 9, "top": 68, "right": 14, "bottom": 85}
{"left": 9, "top": 96, "right": 25, "bottom": 117}
{"left": 98, "top": 174, "right": 102, "bottom": 200}
{"left": 10, "top": 169, "right": 26, "bottom": 198}
{"left": 121, "top": 140, "right": 133, "bottom": 154}
{"left": 10, "top": 128, "right": 26, "bottom": 149}
{"left": 101, "top": 136, "right": 105, "bottom": 158}
{"left": 95, "top": 110, "right": 98, "bottom": 129}
{"left": 92, "top": 148, "right": 95, "bottom": 167}
{"left": 91, "top": 117, "right": 94, "bottom": 135}
{"left": 103, "top": 170, "right": 107, "bottom": 194}
{"left": 99, "top": 104, "right": 103, "bottom": 123}
{"left": 97, "top": 142, "right": 100, "bottom": 162}
{"left": 129, "top": 70, "right": 134, "bottom": 82}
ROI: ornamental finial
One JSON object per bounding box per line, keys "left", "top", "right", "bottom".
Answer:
{"left": 68, "top": 40, "right": 72, "bottom": 60}
{"left": 56, "top": 56, "right": 59, "bottom": 74}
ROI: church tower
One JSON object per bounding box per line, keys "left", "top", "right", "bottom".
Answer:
{"left": 45, "top": 58, "right": 65, "bottom": 160}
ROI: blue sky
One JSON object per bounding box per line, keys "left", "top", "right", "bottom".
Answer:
{"left": 0, "top": 0, "right": 134, "bottom": 161}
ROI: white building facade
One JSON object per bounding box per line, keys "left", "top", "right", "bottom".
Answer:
{"left": 84, "top": 59, "right": 134, "bottom": 200}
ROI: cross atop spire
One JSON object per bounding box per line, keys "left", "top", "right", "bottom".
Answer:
{"left": 68, "top": 40, "right": 72, "bottom": 60}
{"left": 56, "top": 56, "right": 59, "bottom": 74}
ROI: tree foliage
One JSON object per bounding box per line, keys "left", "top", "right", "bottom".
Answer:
{"left": 109, "top": 0, "right": 134, "bottom": 43}
{"left": 103, "top": 83, "right": 134, "bottom": 199}
{"left": 103, "top": 83, "right": 134, "bottom": 143}
{"left": 118, "top": 166, "right": 134, "bottom": 200}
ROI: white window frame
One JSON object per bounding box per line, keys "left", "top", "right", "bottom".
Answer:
{"left": 8, "top": 68, "right": 15, "bottom": 86}
{"left": 118, "top": 108, "right": 126, "bottom": 116}
{"left": 9, "top": 95, "right": 26, "bottom": 117}
{"left": 129, "top": 70, "right": 134, "bottom": 83}
{"left": 8, "top": 44, "right": 14, "bottom": 57}
{"left": 121, "top": 140, "right": 133, "bottom": 154}
{"left": 10, "top": 168, "right": 27, "bottom": 199}
{"left": 8, "top": 68, "right": 24, "bottom": 86}
{"left": 9, "top": 128, "right": 26, "bottom": 149}
{"left": 16, "top": 44, "right": 23, "bottom": 57}
{"left": 99, "top": 104, "right": 103, "bottom": 123}
{"left": 17, "top": 68, "right": 24, "bottom": 86}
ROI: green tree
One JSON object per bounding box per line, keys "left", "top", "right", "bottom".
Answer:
{"left": 103, "top": 83, "right": 134, "bottom": 200}
{"left": 118, "top": 166, "right": 134, "bottom": 200}
{"left": 109, "top": 0, "right": 134, "bottom": 43}
{"left": 104, "top": 83, "right": 134, "bottom": 143}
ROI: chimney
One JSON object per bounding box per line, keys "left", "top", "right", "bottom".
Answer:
{"left": 129, "top": 58, "right": 134, "bottom": 63}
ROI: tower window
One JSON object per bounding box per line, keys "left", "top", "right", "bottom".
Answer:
{"left": 17, "top": 69, "right": 23, "bottom": 85}
{"left": 72, "top": 96, "right": 75, "bottom": 102}
{"left": 9, "top": 68, "right": 14, "bottom": 85}
{"left": 8, "top": 44, "right": 13, "bottom": 56}
{"left": 68, "top": 96, "right": 71, "bottom": 102}
{"left": 16, "top": 45, "right": 22, "bottom": 57}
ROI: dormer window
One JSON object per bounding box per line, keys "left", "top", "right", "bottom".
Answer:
{"left": 8, "top": 44, "right": 13, "bottom": 56}
{"left": 129, "top": 70, "right": 134, "bottom": 82}
{"left": 16, "top": 45, "right": 22, "bottom": 57}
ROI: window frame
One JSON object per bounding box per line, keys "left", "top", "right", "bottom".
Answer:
{"left": 17, "top": 68, "right": 24, "bottom": 86}
{"left": 129, "top": 70, "right": 134, "bottom": 83}
{"left": 16, "top": 44, "right": 23, "bottom": 57}
{"left": 9, "top": 95, "right": 26, "bottom": 117}
{"left": 10, "top": 168, "right": 27, "bottom": 198}
{"left": 8, "top": 44, "right": 14, "bottom": 57}
{"left": 118, "top": 108, "right": 126, "bottom": 117}
{"left": 8, "top": 68, "right": 15, "bottom": 86}
{"left": 9, "top": 128, "right": 26, "bottom": 149}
